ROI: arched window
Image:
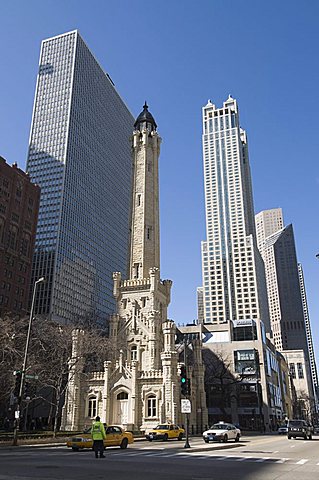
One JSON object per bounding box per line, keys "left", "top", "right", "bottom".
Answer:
{"left": 88, "top": 397, "right": 97, "bottom": 418}
{"left": 147, "top": 395, "right": 156, "bottom": 417}
{"left": 131, "top": 345, "right": 137, "bottom": 361}
{"left": 117, "top": 391, "right": 128, "bottom": 400}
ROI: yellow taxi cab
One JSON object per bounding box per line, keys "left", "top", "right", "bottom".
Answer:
{"left": 66, "top": 425, "right": 134, "bottom": 451}
{"left": 145, "top": 423, "right": 184, "bottom": 441}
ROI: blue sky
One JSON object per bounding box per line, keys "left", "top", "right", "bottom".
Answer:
{"left": 0, "top": 0, "right": 318, "bottom": 360}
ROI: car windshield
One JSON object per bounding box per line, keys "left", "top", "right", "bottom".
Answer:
{"left": 154, "top": 425, "right": 169, "bottom": 430}
{"left": 211, "top": 424, "right": 229, "bottom": 430}
{"left": 289, "top": 420, "right": 303, "bottom": 427}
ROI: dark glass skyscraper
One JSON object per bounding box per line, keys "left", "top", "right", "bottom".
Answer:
{"left": 26, "top": 31, "right": 134, "bottom": 323}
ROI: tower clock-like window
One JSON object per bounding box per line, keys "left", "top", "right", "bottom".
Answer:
{"left": 147, "top": 395, "right": 157, "bottom": 417}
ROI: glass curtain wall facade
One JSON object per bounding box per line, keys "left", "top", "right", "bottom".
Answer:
{"left": 26, "top": 31, "right": 134, "bottom": 323}
{"left": 201, "top": 96, "right": 269, "bottom": 330}
{"left": 298, "top": 263, "right": 319, "bottom": 408}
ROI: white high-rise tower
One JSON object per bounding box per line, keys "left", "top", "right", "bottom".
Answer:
{"left": 201, "top": 96, "right": 269, "bottom": 330}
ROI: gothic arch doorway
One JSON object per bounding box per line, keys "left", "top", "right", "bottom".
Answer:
{"left": 114, "top": 391, "right": 129, "bottom": 425}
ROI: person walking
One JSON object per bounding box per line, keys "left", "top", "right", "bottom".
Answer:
{"left": 91, "top": 416, "right": 106, "bottom": 458}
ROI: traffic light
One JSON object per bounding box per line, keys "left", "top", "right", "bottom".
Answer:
{"left": 24, "top": 382, "right": 37, "bottom": 399}
{"left": 180, "top": 365, "right": 188, "bottom": 397}
{"left": 13, "top": 371, "right": 22, "bottom": 398}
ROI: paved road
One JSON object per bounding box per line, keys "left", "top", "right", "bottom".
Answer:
{"left": 0, "top": 435, "right": 319, "bottom": 479}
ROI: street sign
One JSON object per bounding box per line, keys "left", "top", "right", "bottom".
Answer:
{"left": 181, "top": 399, "right": 191, "bottom": 414}
{"left": 25, "top": 374, "right": 38, "bottom": 380}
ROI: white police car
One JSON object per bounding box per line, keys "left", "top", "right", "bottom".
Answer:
{"left": 203, "top": 422, "right": 241, "bottom": 443}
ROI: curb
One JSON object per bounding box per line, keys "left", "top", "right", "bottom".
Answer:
{"left": 0, "top": 438, "right": 244, "bottom": 452}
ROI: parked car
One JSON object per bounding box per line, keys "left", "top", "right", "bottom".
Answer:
{"left": 66, "top": 425, "right": 134, "bottom": 451}
{"left": 277, "top": 425, "right": 288, "bottom": 435}
{"left": 287, "top": 419, "right": 312, "bottom": 440}
{"left": 313, "top": 425, "right": 319, "bottom": 434}
{"left": 145, "top": 424, "right": 184, "bottom": 441}
{"left": 202, "top": 422, "right": 241, "bottom": 443}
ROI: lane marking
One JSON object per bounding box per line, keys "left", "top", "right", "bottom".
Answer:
{"left": 296, "top": 459, "right": 308, "bottom": 465}
{"left": 256, "top": 457, "right": 270, "bottom": 462}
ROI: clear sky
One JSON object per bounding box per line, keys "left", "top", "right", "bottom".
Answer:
{"left": 0, "top": 0, "right": 318, "bottom": 360}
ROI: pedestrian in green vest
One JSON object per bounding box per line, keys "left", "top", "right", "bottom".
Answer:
{"left": 91, "top": 416, "right": 106, "bottom": 458}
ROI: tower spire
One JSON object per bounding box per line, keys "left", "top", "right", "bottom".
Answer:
{"left": 129, "top": 104, "right": 161, "bottom": 279}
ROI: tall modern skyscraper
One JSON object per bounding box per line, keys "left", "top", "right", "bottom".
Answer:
{"left": 298, "top": 263, "right": 319, "bottom": 407}
{"left": 26, "top": 31, "right": 134, "bottom": 323}
{"left": 255, "top": 208, "right": 284, "bottom": 252}
{"left": 255, "top": 209, "right": 311, "bottom": 352}
{"left": 255, "top": 208, "right": 316, "bottom": 409}
{"left": 201, "top": 96, "right": 269, "bottom": 330}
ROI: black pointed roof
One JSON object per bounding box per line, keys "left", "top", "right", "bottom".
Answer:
{"left": 134, "top": 102, "right": 157, "bottom": 130}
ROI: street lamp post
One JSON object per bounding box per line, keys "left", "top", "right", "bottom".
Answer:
{"left": 12, "top": 277, "right": 45, "bottom": 446}
{"left": 183, "top": 335, "right": 191, "bottom": 449}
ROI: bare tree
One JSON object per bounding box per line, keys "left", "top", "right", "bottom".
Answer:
{"left": 29, "top": 319, "right": 113, "bottom": 436}
{"left": 0, "top": 314, "right": 113, "bottom": 436}
{"left": 0, "top": 314, "right": 30, "bottom": 418}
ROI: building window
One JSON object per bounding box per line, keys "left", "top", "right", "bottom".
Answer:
{"left": 117, "top": 391, "right": 128, "bottom": 400}
{"left": 297, "top": 363, "right": 304, "bottom": 379}
{"left": 131, "top": 345, "right": 137, "bottom": 361}
{"left": 289, "top": 363, "right": 296, "bottom": 379}
{"left": 147, "top": 395, "right": 157, "bottom": 417}
{"left": 88, "top": 397, "right": 97, "bottom": 418}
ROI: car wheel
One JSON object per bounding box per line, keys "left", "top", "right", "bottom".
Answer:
{"left": 71, "top": 447, "right": 79, "bottom": 451}
{"left": 178, "top": 433, "right": 183, "bottom": 441}
{"left": 163, "top": 434, "right": 168, "bottom": 442}
{"left": 309, "top": 435, "right": 312, "bottom": 440}
{"left": 148, "top": 438, "right": 153, "bottom": 442}
{"left": 120, "top": 438, "right": 128, "bottom": 449}
{"left": 223, "top": 434, "right": 228, "bottom": 443}
{"left": 204, "top": 439, "right": 209, "bottom": 443}
{"left": 287, "top": 435, "right": 291, "bottom": 439}
{"left": 304, "top": 434, "right": 307, "bottom": 440}
{"left": 235, "top": 434, "right": 240, "bottom": 442}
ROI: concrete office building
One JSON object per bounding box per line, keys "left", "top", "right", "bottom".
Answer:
{"left": 298, "top": 263, "right": 319, "bottom": 410}
{"left": 200, "top": 97, "right": 273, "bottom": 429}
{"left": 201, "top": 96, "right": 269, "bottom": 331}
{"left": 0, "top": 156, "right": 40, "bottom": 316}
{"left": 255, "top": 210, "right": 309, "bottom": 352}
{"left": 255, "top": 208, "right": 316, "bottom": 416}
{"left": 26, "top": 31, "right": 134, "bottom": 323}
{"left": 255, "top": 208, "right": 283, "bottom": 251}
